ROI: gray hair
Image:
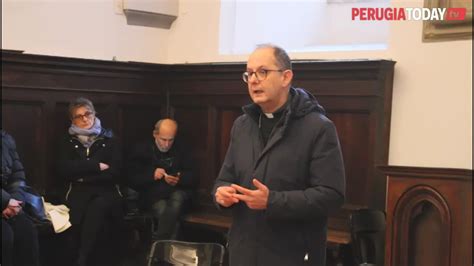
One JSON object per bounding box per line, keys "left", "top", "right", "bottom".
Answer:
{"left": 68, "top": 97, "right": 96, "bottom": 119}
{"left": 154, "top": 118, "right": 178, "bottom": 134}
{"left": 256, "top": 43, "right": 292, "bottom": 70}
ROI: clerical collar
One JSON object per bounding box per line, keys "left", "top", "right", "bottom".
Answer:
{"left": 263, "top": 112, "right": 274, "bottom": 119}
{"left": 258, "top": 103, "right": 288, "bottom": 145}
{"left": 261, "top": 100, "right": 288, "bottom": 119}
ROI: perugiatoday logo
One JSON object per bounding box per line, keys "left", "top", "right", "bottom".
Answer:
{"left": 352, "top": 7, "right": 467, "bottom": 21}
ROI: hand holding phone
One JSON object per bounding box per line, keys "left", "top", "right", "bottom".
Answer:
{"left": 164, "top": 172, "right": 180, "bottom": 186}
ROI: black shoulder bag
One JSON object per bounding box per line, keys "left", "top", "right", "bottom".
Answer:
{"left": 8, "top": 181, "right": 50, "bottom": 226}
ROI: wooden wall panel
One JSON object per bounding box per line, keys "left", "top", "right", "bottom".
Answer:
{"left": 2, "top": 51, "right": 166, "bottom": 195}
{"left": 118, "top": 104, "right": 164, "bottom": 151}
{"left": 216, "top": 108, "right": 243, "bottom": 168}
{"left": 2, "top": 50, "right": 395, "bottom": 238}
{"left": 173, "top": 106, "right": 209, "bottom": 151}
{"left": 408, "top": 202, "right": 444, "bottom": 266}
{"left": 381, "top": 166, "right": 472, "bottom": 266}
{"left": 329, "top": 112, "right": 371, "bottom": 206}
{"left": 172, "top": 105, "right": 210, "bottom": 197}
{"left": 2, "top": 100, "right": 45, "bottom": 190}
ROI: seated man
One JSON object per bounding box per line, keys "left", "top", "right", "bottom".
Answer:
{"left": 127, "top": 118, "right": 196, "bottom": 240}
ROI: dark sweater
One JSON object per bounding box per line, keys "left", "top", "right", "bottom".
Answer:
{"left": 127, "top": 140, "right": 196, "bottom": 205}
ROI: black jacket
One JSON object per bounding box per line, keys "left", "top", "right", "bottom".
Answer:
{"left": 56, "top": 128, "right": 122, "bottom": 224}
{"left": 127, "top": 140, "right": 196, "bottom": 205}
{"left": 213, "top": 88, "right": 346, "bottom": 266}
{"left": 1, "top": 130, "right": 27, "bottom": 210}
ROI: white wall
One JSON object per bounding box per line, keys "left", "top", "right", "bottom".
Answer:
{"left": 2, "top": 0, "right": 472, "bottom": 169}
{"left": 218, "top": 0, "right": 390, "bottom": 54}
{"left": 167, "top": 0, "right": 473, "bottom": 170}
{"left": 1, "top": 0, "right": 169, "bottom": 63}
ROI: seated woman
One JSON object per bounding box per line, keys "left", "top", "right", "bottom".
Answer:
{"left": 2, "top": 130, "right": 40, "bottom": 266}
{"left": 56, "top": 97, "right": 123, "bottom": 266}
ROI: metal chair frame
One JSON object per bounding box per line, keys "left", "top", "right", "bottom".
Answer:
{"left": 147, "top": 240, "right": 225, "bottom": 266}
{"left": 349, "top": 208, "right": 386, "bottom": 266}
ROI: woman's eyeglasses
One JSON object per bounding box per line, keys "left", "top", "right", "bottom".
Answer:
{"left": 72, "top": 111, "right": 95, "bottom": 121}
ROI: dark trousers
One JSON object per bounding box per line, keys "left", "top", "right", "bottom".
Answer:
{"left": 73, "top": 195, "right": 123, "bottom": 266}
{"left": 151, "top": 190, "right": 190, "bottom": 240}
{"left": 2, "top": 213, "right": 40, "bottom": 266}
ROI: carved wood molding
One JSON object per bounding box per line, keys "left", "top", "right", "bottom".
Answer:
{"left": 382, "top": 165, "right": 472, "bottom": 266}
{"left": 2, "top": 84, "right": 163, "bottom": 95}
{"left": 379, "top": 165, "right": 473, "bottom": 180}
{"left": 392, "top": 185, "right": 451, "bottom": 266}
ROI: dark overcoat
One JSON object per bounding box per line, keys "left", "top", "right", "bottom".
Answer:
{"left": 213, "top": 88, "right": 346, "bottom": 266}
{"left": 1, "top": 130, "right": 27, "bottom": 210}
{"left": 56, "top": 129, "right": 122, "bottom": 224}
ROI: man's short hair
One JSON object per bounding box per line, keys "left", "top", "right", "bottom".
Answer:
{"left": 256, "top": 43, "right": 292, "bottom": 71}
{"left": 68, "top": 97, "right": 95, "bottom": 119}
{"left": 154, "top": 118, "right": 178, "bottom": 134}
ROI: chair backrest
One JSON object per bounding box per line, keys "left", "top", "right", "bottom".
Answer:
{"left": 147, "top": 240, "right": 225, "bottom": 266}
{"left": 349, "top": 208, "right": 386, "bottom": 266}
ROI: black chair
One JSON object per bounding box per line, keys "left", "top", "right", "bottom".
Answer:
{"left": 147, "top": 240, "right": 225, "bottom": 266}
{"left": 349, "top": 208, "right": 386, "bottom": 266}
{"left": 120, "top": 186, "right": 155, "bottom": 245}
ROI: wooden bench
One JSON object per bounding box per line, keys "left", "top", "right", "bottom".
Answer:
{"left": 183, "top": 211, "right": 351, "bottom": 245}
{"left": 183, "top": 211, "right": 352, "bottom": 265}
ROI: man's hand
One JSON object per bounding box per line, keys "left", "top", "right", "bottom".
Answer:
{"left": 231, "top": 179, "right": 269, "bottom": 210}
{"left": 215, "top": 186, "right": 239, "bottom": 207}
{"left": 154, "top": 168, "right": 167, "bottom": 180}
{"left": 2, "top": 199, "right": 23, "bottom": 219}
{"left": 2, "top": 207, "right": 16, "bottom": 219}
{"left": 164, "top": 172, "right": 180, "bottom": 186}
{"left": 99, "top": 162, "right": 110, "bottom": 171}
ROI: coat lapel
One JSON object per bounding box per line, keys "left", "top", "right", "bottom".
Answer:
{"left": 244, "top": 102, "right": 292, "bottom": 172}
{"left": 254, "top": 111, "right": 290, "bottom": 170}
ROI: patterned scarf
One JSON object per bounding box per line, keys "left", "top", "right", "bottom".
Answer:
{"left": 68, "top": 117, "right": 102, "bottom": 148}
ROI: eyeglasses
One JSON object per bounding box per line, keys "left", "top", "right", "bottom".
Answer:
{"left": 72, "top": 111, "right": 95, "bottom": 121}
{"left": 242, "top": 69, "right": 284, "bottom": 83}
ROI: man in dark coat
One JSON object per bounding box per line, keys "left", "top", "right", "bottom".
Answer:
{"left": 2, "top": 130, "right": 40, "bottom": 266}
{"left": 127, "top": 118, "right": 195, "bottom": 240}
{"left": 213, "top": 44, "right": 345, "bottom": 266}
